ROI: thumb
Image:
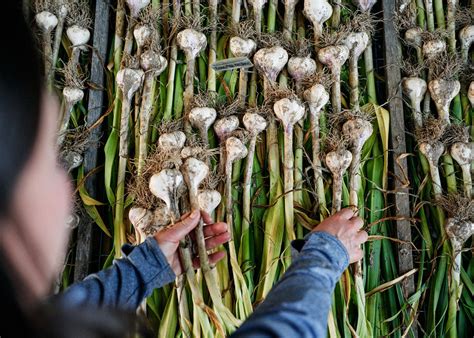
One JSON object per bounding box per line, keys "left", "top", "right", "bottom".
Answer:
{"left": 170, "top": 210, "right": 200, "bottom": 240}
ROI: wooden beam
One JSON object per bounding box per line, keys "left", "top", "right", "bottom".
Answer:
{"left": 74, "top": 0, "right": 110, "bottom": 282}
{"left": 381, "top": 0, "right": 417, "bottom": 328}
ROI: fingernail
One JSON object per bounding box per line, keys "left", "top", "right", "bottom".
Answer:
{"left": 191, "top": 210, "right": 199, "bottom": 218}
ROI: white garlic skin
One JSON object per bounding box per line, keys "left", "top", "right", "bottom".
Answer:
{"left": 229, "top": 37, "right": 257, "bottom": 57}
{"left": 287, "top": 56, "right": 317, "bottom": 82}
{"left": 253, "top": 46, "right": 289, "bottom": 82}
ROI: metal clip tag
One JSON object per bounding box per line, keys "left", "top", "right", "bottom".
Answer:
{"left": 211, "top": 57, "right": 253, "bottom": 72}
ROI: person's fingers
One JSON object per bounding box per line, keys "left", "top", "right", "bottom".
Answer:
{"left": 208, "top": 251, "right": 226, "bottom": 265}
{"left": 201, "top": 210, "right": 214, "bottom": 224}
{"left": 170, "top": 210, "right": 200, "bottom": 240}
{"left": 350, "top": 247, "right": 364, "bottom": 263}
{"left": 203, "top": 222, "right": 228, "bottom": 237}
{"left": 355, "top": 230, "right": 369, "bottom": 245}
{"left": 192, "top": 251, "right": 226, "bottom": 268}
{"left": 179, "top": 211, "right": 191, "bottom": 220}
{"left": 349, "top": 216, "right": 364, "bottom": 230}
{"left": 188, "top": 222, "right": 228, "bottom": 241}
{"left": 205, "top": 232, "right": 231, "bottom": 250}
{"left": 336, "top": 208, "right": 356, "bottom": 220}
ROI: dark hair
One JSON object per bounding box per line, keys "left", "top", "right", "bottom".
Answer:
{"left": 0, "top": 253, "right": 148, "bottom": 338}
{"left": 0, "top": 2, "right": 41, "bottom": 214}
{"left": 0, "top": 4, "right": 150, "bottom": 338}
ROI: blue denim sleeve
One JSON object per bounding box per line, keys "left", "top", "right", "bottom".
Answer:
{"left": 231, "top": 231, "right": 349, "bottom": 338}
{"left": 59, "top": 237, "right": 176, "bottom": 311}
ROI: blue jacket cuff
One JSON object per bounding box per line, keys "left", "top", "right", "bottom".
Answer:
{"left": 291, "top": 231, "right": 349, "bottom": 273}
{"left": 123, "top": 237, "right": 176, "bottom": 287}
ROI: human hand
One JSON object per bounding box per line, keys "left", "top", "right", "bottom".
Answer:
{"left": 312, "top": 208, "right": 368, "bottom": 263}
{"left": 154, "top": 210, "right": 231, "bottom": 275}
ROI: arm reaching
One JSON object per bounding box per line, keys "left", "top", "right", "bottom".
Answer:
{"left": 232, "top": 208, "right": 367, "bottom": 338}
{"left": 59, "top": 210, "right": 230, "bottom": 310}
{"left": 59, "top": 237, "right": 176, "bottom": 310}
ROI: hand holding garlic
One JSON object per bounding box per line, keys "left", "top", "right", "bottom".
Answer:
{"left": 313, "top": 208, "right": 368, "bottom": 263}
{"left": 154, "top": 210, "right": 230, "bottom": 275}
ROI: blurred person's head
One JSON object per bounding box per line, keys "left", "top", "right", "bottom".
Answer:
{"left": 0, "top": 3, "right": 74, "bottom": 336}
{"left": 0, "top": 4, "right": 142, "bottom": 338}
{"left": 0, "top": 3, "right": 72, "bottom": 303}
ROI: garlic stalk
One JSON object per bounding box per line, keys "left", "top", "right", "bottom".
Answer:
{"left": 326, "top": 149, "right": 353, "bottom": 213}
{"left": 304, "top": 84, "right": 330, "bottom": 216}
{"left": 445, "top": 217, "right": 474, "bottom": 306}
{"left": 428, "top": 79, "right": 461, "bottom": 125}
{"left": 154, "top": 131, "right": 194, "bottom": 337}
{"left": 402, "top": 77, "right": 427, "bottom": 128}
{"left": 35, "top": 10, "right": 58, "bottom": 78}
{"left": 405, "top": 27, "right": 423, "bottom": 64}
{"left": 318, "top": 45, "right": 350, "bottom": 114}
{"left": 446, "top": 0, "right": 457, "bottom": 53}
{"left": 342, "top": 118, "right": 373, "bottom": 209}
{"left": 57, "top": 87, "right": 84, "bottom": 146}
{"left": 422, "top": 39, "right": 446, "bottom": 114}
{"left": 149, "top": 169, "right": 183, "bottom": 217}
{"left": 214, "top": 115, "right": 240, "bottom": 221}
{"left": 468, "top": 81, "right": 474, "bottom": 108}
{"left": 133, "top": 24, "right": 152, "bottom": 56}
{"left": 50, "top": 4, "right": 68, "bottom": 85}
{"left": 418, "top": 141, "right": 445, "bottom": 200}
{"left": 303, "top": 0, "right": 332, "bottom": 45}
{"left": 273, "top": 98, "right": 305, "bottom": 240}
{"left": 128, "top": 207, "right": 155, "bottom": 244}
{"left": 208, "top": 0, "right": 218, "bottom": 91}
{"left": 214, "top": 115, "right": 240, "bottom": 169}
{"left": 66, "top": 24, "right": 91, "bottom": 68}
{"left": 188, "top": 107, "right": 217, "bottom": 147}
{"left": 450, "top": 142, "right": 473, "bottom": 198}
{"left": 353, "top": 0, "right": 377, "bottom": 104}
{"left": 163, "top": 0, "right": 180, "bottom": 120}
{"left": 180, "top": 159, "right": 220, "bottom": 338}
{"left": 343, "top": 32, "right": 369, "bottom": 110}
{"left": 177, "top": 29, "right": 207, "bottom": 136}
{"left": 224, "top": 137, "right": 253, "bottom": 319}
{"left": 342, "top": 115, "right": 373, "bottom": 337}
{"left": 253, "top": 48, "right": 289, "bottom": 242}
{"left": 126, "top": 0, "right": 150, "bottom": 18}
{"left": 240, "top": 112, "right": 267, "bottom": 289}
{"left": 148, "top": 169, "right": 193, "bottom": 337}
{"left": 137, "top": 51, "right": 168, "bottom": 175}
{"left": 288, "top": 56, "right": 317, "bottom": 224}
{"left": 253, "top": 46, "right": 289, "bottom": 96}
{"left": 423, "top": 0, "right": 435, "bottom": 31}
{"left": 114, "top": 67, "right": 144, "bottom": 257}
{"left": 230, "top": 37, "right": 257, "bottom": 107}
{"left": 283, "top": 0, "right": 299, "bottom": 40}
{"left": 232, "top": 0, "right": 242, "bottom": 24}
{"left": 459, "top": 25, "right": 474, "bottom": 64}
{"left": 248, "top": 0, "right": 268, "bottom": 35}
{"left": 181, "top": 158, "right": 241, "bottom": 332}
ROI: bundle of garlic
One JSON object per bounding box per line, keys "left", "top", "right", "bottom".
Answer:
{"left": 396, "top": 1, "right": 474, "bottom": 334}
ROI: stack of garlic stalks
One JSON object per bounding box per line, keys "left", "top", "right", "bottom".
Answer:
{"left": 398, "top": 0, "right": 474, "bottom": 336}
{"left": 31, "top": 0, "right": 101, "bottom": 243}
{"left": 27, "top": 0, "right": 428, "bottom": 336}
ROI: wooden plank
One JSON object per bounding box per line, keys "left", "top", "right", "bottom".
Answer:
{"left": 381, "top": 0, "right": 417, "bottom": 321}
{"left": 74, "top": 0, "right": 110, "bottom": 282}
